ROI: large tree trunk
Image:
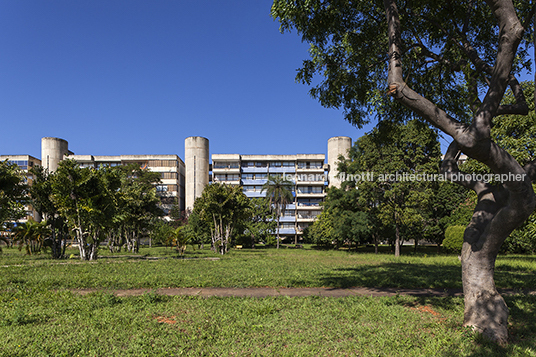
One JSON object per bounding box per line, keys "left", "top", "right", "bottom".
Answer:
{"left": 383, "top": 0, "right": 535, "bottom": 343}
{"left": 461, "top": 246, "right": 509, "bottom": 343}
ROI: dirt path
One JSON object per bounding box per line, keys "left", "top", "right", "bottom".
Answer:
{"left": 72, "top": 286, "right": 536, "bottom": 298}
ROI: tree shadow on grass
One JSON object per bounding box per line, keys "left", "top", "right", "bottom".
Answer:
{"left": 311, "top": 263, "right": 463, "bottom": 289}
{"left": 309, "top": 262, "right": 535, "bottom": 290}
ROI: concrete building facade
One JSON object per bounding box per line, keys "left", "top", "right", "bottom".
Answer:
{"left": 184, "top": 136, "right": 209, "bottom": 211}
{"left": 2, "top": 136, "right": 352, "bottom": 234}
{"left": 208, "top": 136, "right": 352, "bottom": 243}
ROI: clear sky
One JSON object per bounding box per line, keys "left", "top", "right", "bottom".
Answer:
{"left": 0, "top": 1, "right": 532, "bottom": 161}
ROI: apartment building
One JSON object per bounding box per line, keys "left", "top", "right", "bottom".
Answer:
{"left": 69, "top": 154, "right": 186, "bottom": 213}
{"left": 211, "top": 153, "right": 332, "bottom": 243}
{"left": 2, "top": 136, "right": 352, "bottom": 237}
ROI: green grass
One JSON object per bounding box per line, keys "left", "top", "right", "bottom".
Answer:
{"left": 0, "top": 246, "right": 535, "bottom": 356}
{"left": 0, "top": 246, "right": 534, "bottom": 291}
{"left": 1, "top": 289, "right": 535, "bottom": 356}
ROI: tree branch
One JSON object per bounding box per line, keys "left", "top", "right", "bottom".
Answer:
{"left": 440, "top": 141, "right": 490, "bottom": 194}
{"left": 496, "top": 75, "right": 529, "bottom": 115}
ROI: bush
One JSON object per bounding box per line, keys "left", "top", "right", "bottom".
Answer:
{"left": 443, "top": 226, "right": 465, "bottom": 253}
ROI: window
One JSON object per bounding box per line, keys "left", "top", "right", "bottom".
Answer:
{"left": 213, "top": 161, "right": 239, "bottom": 169}
{"left": 156, "top": 185, "right": 168, "bottom": 192}
{"left": 298, "top": 161, "right": 323, "bottom": 169}
{"left": 280, "top": 223, "right": 295, "bottom": 229}
{"left": 283, "top": 210, "right": 295, "bottom": 217}
{"left": 270, "top": 162, "right": 282, "bottom": 167}
{"left": 161, "top": 172, "right": 178, "bottom": 179}
{"left": 297, "top": 186, "right": 323, "bottom": 194}
{"left": 282, "top": 161, "right": 294, "bottom": 167}
{"left": 214, "top": 174, "right": 239, "bottom": 181}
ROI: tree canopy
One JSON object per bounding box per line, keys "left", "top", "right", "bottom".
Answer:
{"left": 272, "top": 0, "right": 536, "bottom": 343}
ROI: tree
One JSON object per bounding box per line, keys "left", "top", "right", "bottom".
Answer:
{"left": 13, "top": 219, "right": 50, "bottom": 255}
{"left": 242, "top": 198, "right": 277, "bottom": 247}
{"left": 29, "top": 166, "right": 69, "bottom": 259}
{"left": 51, "top": 160, "right": 121, "bottom": 260}
{"left": 190, "top": 183, "right": 251, "bottom": 254}
{"left": 0, "top": 160, "right": 28, "bottom": 231}
{"left": 272, "top": 0, "right": 535, "bottom": 342}
{"left": 344, "top": 120, "right": 441, "bottom": 256}
{"left": 262, "top": 175, "right": 294, "bottom": 248}
{"left": 308, "top": 187, "right": 370, "bottom": 249}
{"left": 114, "top": 164, "right": 163, "bottom": 253}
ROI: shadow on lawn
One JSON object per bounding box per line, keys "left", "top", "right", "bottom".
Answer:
{"left": 311, "top": 262, "right": 535, "bottom": 290}
{"left": 313, "top": 263, "right": 463, "bottom": 289}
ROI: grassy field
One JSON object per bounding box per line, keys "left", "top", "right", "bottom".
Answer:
{"left": 0, "top": 245, "right": 535, "bottom": 356}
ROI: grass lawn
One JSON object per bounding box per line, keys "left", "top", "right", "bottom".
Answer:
{"left": 0, "top": 245, "right": 535, "bottom": 356}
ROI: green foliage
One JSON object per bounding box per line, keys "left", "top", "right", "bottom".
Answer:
{"left": 443, "top": 226, "right": 465, "bottom": 253}
{"left": 0, "top": 160, "right": 28, "bottom": 230}
{"left": 13, "top": 219, "right": 50, "bottom": 255}
{"left": 336, "top": 120, "right": 442, "bottom": 254}
{"left": 262, "top": 175, "right": 294, "bottom": 248}
{"left": 150, "top": 220, "right": 175, "bottom": 247}
{"left": 189, "top": 183, "right": 252, "bottom": 254}
{"left": 241, "top": 198, "right": 276, "bottom": 246}
{"left": 271, "top": 1, "right": 533, "bottom": 127}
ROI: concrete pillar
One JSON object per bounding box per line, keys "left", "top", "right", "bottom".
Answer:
{"left": 327, "top": 136, "right": 352, "bottom": 188}
{"left": 41, "top": 137, "right": 69, "bottom": 172}
{"left": 185, "top": 136, "right": 209, "bottom": 211}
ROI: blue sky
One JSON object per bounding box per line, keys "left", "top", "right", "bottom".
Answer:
{"left": 0, "top": 1, "right": 532, "bottom": 161}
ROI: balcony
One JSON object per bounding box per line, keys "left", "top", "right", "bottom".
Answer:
{"left": 241, "top": 179, "right": 268, "bottom": 185}
{"left": 268, "top": 167, "right": 295, "bottom": 173}
{"left": 244, "top": 191, "right": 266, "bottom": 198}
{"left": 277, "top": 228, "right": 296, "bottom": 235}
{"left": 241, "top": 167, "right": 269, "bottom": 173}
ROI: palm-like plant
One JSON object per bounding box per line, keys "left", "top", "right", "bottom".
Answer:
{"left": 13, "top": 219, "right": 50, "bottom": 255}
{"left": 262, "top": 175, "right": 294, "bottom": 249}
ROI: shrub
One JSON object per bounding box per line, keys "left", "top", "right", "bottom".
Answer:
{"left": 443, "top": 226, "right": 465, "bottom": 253}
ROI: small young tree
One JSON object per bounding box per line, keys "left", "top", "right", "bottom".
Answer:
{"left": 191, "top": 183, "right": 251, "bottom": 254}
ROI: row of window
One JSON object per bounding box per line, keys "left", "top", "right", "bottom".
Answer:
{"left": 213, "top": 161, "right": 324, "bottom": 169}
{"left": 8, "top": 160, "right": 32, "bottom": 170}
{"left": 148, "top": 160, "right": 179, "bottom": 168}
{"left": 213, "top": 161, "right": 240, "bottom": 169}
{"left": 156, "top": 184, "right": 178, "bottom": 192}
{"left": 297, "top": 186, "right": 323, "bottom": 194}
{"left": 214, "top": 174, "right": 240, "bottom": 181}
{"left": 161, "top": 172, "right": 179, "bottom": 179}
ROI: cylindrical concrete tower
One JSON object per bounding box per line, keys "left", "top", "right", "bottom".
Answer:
{"left": 41, "top": 137, "right": 69, "bottom": 172}
{"left": 327, "top": 136, "right": 352, "bottom": 188}
{"left": 185, "top": 136, "right": 209, "bottom": 211}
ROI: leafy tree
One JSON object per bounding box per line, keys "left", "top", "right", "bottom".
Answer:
{"left": 242, "top": 198, "right": 277, "bottom": 247}
{"left": 29, "top": 166, "right": 69, "bottom": 259}
{"left": 345, "top": 120, "right": 441, "bottom": 256}
{"left": 150, "top": 220, "right": 176, "bottom": 248}
{"left": 190, "top": 183, "right": 251, "bottom": 254}
{"left": 262, "top": 175, "right": 294, "bottom": 248}
{"left": 51, "top": 160, "right": 121, "bottom": 260}
{"left": 13, "top": 219, "right": 50, "bottom": 255}
{"left": 0, "top": 160, "right": 28, "bottom": 232}
{"left": 272, "top": 0, "right": 535, "bottom": 341}
{"left": 309, "top": 187, "right": 370, "bottom": 249}
{"left": 114, "top": 164, "right": 163, "bottom": 253}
